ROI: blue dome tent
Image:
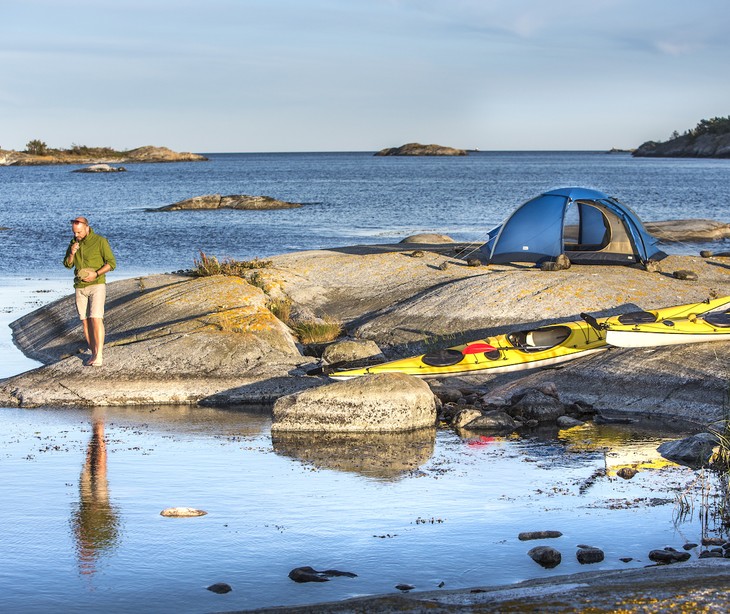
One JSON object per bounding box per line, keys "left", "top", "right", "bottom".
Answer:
{"left": 481, "top": 187, "right": 666, "bottom": 266}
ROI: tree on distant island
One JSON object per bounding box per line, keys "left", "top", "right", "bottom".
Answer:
{"left": 25, "top": 139, "right": 49, "bottom": 155}
{"left": 20, "top": 140, "right": 129, "bottom": 159}
{"left": 664, "top": 116, "right": 730, "bottom": 143}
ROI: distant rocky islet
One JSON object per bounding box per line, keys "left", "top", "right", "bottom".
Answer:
{"left": 0, "top": 145, "right": 208, "bottom": 166}
{"left": 374, "top": 142, "right": 467, "bottom": 156}
{"left": 149, "top": 193, "right": 303, "bottom": 211}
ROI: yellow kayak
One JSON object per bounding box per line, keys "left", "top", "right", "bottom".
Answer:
{"left": 328, "top": 318, "right": 608, "bottom": 380}
{"left": 602, "top": 295, "right": 730, "bottom": 348}
{"left": 327, "top": 295, "right": 730, "bottom": 380}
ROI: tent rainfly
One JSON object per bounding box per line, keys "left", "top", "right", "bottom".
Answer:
{"left": 481, "top": 187, "right": 666, "bottom": 266}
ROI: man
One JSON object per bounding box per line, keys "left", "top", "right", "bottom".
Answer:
{"left": 63, "top": 217, "right": 116, "bottom": 366}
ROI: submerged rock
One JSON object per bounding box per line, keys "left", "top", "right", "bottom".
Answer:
{"left": 519, "top": 531, "right": 563, "bottom": 541}
{"left": 160, "top": 507, "right": 207, "bottom": 517}
{"left": 528, "top": 546, "right": 562, "bottom": 568}
{"left": 288, "top": 567, "right": 357, "bottom": 583}
{"left": 206, "top": 583, "right": 232, "bottom": 594}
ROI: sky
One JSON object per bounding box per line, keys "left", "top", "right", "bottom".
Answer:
{"left": 1, "top": 0, "right": 729, "bottom": 153}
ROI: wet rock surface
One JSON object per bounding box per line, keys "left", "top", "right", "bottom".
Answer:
{"left": 519, "top": 531, "right": 563, "bottom": 541}
{"left": 206, "top": 582, "right": 232, "bottom": 594}
{"left": 649, "top": 548, "right": 692, "bottom": 564}
{"left": 576, "top": 546, "right": 605, "bottom": 564}
{"left": 657, "top": 432, "right": 719, "bottom": 468}
{"left": 249, "top": 562, "right": 730, "bottom": 613}
{"left": 288, "top": 567, "right": 357, "bottom": 583}
{"left": 528, "top": 546, "right": 562, "bottom": 568}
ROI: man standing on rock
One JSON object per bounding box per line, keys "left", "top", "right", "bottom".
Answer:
{"left": 63, "top": 216, "right": 116, "bottom": 366}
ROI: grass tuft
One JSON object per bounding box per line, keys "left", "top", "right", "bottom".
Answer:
{"left": 293, "top": 317, "right": 343, "bottom": 344}
{"left": 268, "top": 298, "right": 292, "bottom": 324}
{"left": 192, "top": 251, "right": 273, "bottom": 277}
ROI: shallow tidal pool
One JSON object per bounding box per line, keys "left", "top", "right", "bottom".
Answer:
{"left": 0, "top": 404, "right": 724, "bottom": 613}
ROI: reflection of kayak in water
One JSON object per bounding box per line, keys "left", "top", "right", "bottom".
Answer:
{"left": 328, "top": 318, "right": 608, "bottom": 380}
{"left": 559, "top": 423, "right": 678, "bottom": 476}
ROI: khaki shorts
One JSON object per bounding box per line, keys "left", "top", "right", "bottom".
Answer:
{"left": 75, "top": 284, "right": 106, "bottom": 320}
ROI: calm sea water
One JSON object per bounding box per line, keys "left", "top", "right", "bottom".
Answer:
{"left": 1, "top": 151, "right": 729, "bottom": 278}
{"left": 1, "top": 152, "right": 730, "bottom": 611}
{"left": 0, "top": 406, "right": 720, "bottom": 614}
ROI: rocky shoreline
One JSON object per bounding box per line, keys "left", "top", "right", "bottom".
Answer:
{"left": 633, "top": 132, "right": 730, "bottom": 158}
{"left": 2, "top": 230, "right": 728, "bottom": 426}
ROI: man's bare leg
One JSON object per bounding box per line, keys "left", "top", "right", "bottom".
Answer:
{"left": 82, "top": 318, "right": 95, "bottom": 363}
{"left": 89, "top": 317, "right": 105, "bottom": 365}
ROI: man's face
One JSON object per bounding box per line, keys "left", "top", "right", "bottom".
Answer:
{"left": 72, "top": 222, "right": 90, "bottom": 241}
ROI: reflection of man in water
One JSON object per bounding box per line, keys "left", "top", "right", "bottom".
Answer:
{"left": 71, "top": 415, "right": 119, "bottom": 575}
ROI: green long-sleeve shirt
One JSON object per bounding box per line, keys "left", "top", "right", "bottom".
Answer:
{"left": 63, "top": 228, "right": 117, "bottom": 288}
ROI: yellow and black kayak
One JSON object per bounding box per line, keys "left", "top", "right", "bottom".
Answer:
{"left": 325, "top": 295, "right": 730, "bottom": 380}
{"left": 601, "top": 295, "right": 730, "bottom": 348}
{"left": 327, "top": 318, "right": 609, "bottom": 380}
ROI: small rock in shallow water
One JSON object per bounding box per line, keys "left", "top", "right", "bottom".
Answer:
{"left": 519, "top": 530, "right": 563, "bottom": 541}
{"left": 577, "top": 547, "right": 605, "bottom": 564}
{"left": 207, "top": 583, "right": 232, "bottom": 594}
{"left": 396, "top": 584, "right": 415, "bottom": 591}
{"left": 556, "top": 415, "right": 584, "bottom": 429}
{"left": 699, "top": 549, "right": 724, "bottom": 558}
{"left": 702, "top": 537, "right": 725, "bottom": 546}
{"left": 528, "top": 546, "right": 562, "bottom": 568}
{"left": 160, "top": 507, "right": 207, "bottom": 517}
{"left": 648, "top": 548, "right": 691, "bottom": 564}
{"left": 616, "top": 467, "right": 638, "bottom": 479}
{"left": 288, "top": 567, "right": 357, "bottom": 583}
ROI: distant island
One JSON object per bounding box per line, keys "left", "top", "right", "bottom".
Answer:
{"left": 633, "top": 116, "right": 730, "bottom": 158}
{"left": 375, "top": 142, "right": 467, "bottom": 156}
{"left": 148, "top": 194, "right": 303, "bottom": 211}
{"left": 0, "top": 142, "right": 208, "bottom": 166}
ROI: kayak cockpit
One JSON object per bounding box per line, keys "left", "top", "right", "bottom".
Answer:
{"left": 507, "top": 325, "right": 571, "bottom": 353}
